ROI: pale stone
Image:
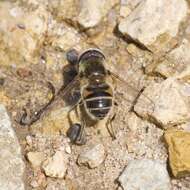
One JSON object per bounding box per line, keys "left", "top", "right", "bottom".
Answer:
{"left": 127, "top": 112, "right": 141, "bottom": 131}
{"left": 48, "top": 0, "right": 79, "bottom": 22}
{"left": 164, "top": 129, "right": 190, "bottom": 178}
{"left": 156, "top": 39, "right": 190, "bottom": 78}
{"left": 134, "top": 78, "right": 190, "bottom": 127}
{"left": 77, "top": 0, "right": 119, "bottom": 28}
{"left": 26, "top": 135, "right": 33, "bottom": 146}
{"left": 42, "top": 151, "right": 69, "bottom": 178}
{"left": 22, "top": 5, "right": 48, "bottom": 36}
{"left": 27, "top": 151, "right": 46, "bottom": 168}
{"left": 121, "top": 0, "right": 142, "bottom": 9}
{"left": 78, "top": 143, "right": 106, "bottom": 168}
{"left": 120, "top": 6, "right": 131, "bottom": 18}
{"left": 0, "top": 104, "right": 25, "bottom": 190}
{"left": 118, "top": 159, "right": 171, "bottom": 190}
{"left": 0, "top": 1, "right": 48, "bottom": 66}
{"left": 118, "top": 0, "right": 188, "bottom": 52}
{"left": 46, "top": 181, "right": 67, "bottom": 190}
{"left": 51, "top": 22, "right": 81, "bottom": 51}
{"left": 65, "top": 145, "right": 71, "bottom": 154}
{"left": 30, "top": 180, "right": 39, "bottom": 188}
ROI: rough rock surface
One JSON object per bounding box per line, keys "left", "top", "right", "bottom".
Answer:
{"left": 77, "top": 0, "right": 118, "bottom": 28}
{"left": 118, "top": 0, "right": 188, "bottom": 52}
{"left": 165, "top": 129, "right": 190, "bottom": 178}
{"left": 0, "top": 1, "right": 48, "bottom": 66}
{"left": 134, "top": 78, "right": 190, "bottom": 127}
{"left": 156, "top": 39, "right": 190, "bottom": 78}
{"left": 50, "top": 21, "right": 81, "bottom": 51}
{"left": 45, "top": 180, "right": 68, "bottom": 190}
{"left": 118, "top": 159, "right": 171, "bottom": 190}
{"left": 121, "top": 0, "right": 142, "bottom": 9}
{"left": 0, "top": 104, "right": 25, "bottom": 190}
{"left": 42, "top": 150, "right": 69, "bottom": 178}
{"left": 48, "top": 0, "right": 79, "bottom": 22}
{"left": 78, "top": 143, "right": 106, "bottom": 168}
{"left": 27, "top": 151, "right": 46, "bottom": 168}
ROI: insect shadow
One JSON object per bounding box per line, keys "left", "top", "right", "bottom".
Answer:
{"left": 18, "top": 49, "right": 80, "bottom": 127}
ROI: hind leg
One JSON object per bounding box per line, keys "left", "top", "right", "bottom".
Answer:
{"left": 67, "top": 103, "right": 87, "bottom": 145}
{"left": 106, "top": 112, "right": 116, "bottom": 140}
{"left": 67, "top": 123, "right": 87, "bottom": 145}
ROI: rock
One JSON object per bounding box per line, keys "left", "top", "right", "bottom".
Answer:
{"left": 134, "top": 78, "right": 190, "bottom": 128}
{"left": 0, "top": 91, "right": 11, "bottom": 107}
{"left": 155, "top": 39, "right": 190, "bottom": 78}
{"left": 27, "top": 151, "right": 46, "bottom": 168}
{"left": 30, "top": 169, "right": 46, "bottom": 188}
{"left": 65, "top": 145, "right": 72, "bottom": 154}
{"left": 46, "top": 180, "right": 67, "bottom": 190}
{"left": 120, "top": 0, "right": 140, "bottom": 18}
{"left": 30, "top": 180, "right": 39, "bottom": 188}
{"left": 50, "top": 21, "right": 81, "bottom": 51}
{"left": 0, "top": 104, "right": 25, "bottom": 190}
{"left": 0, "top": 1, "right": 48, "bottom": 66}
{"left": 118, "top": 0, "right": 188, "bottom": 52}
{"left": 78, "top": 143, "right": 106, "bottom": 168}
{"left": 26, "top": 135, "right": 33, "bottom": 146}
{"left": 118, "top": 159, "right": 171, "bottom": 190}
{"left": 119, "top": 6, "right": 131, "bottom": 18}
{"left": 42, "top": 150, "right": 69, "bottom": 178}
{"left": 77, "top": 0, "right": 119, "bottom": 29}
{"left": 48, "top": 0, "right": 79, "bottom": 22}
{"left": 127, "top": 112, "right": 142, "bottom": 131}
{"left": 164, "top": 129, "right": 190, "bottom": 178}
{"left": 120, "top": 0, "right": 142, "bottom": 10}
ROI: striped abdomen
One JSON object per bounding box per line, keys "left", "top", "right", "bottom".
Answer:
{"left": 84, "top": 90, "right": 113, "bottom": 120}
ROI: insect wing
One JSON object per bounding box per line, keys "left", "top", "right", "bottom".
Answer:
{"left": 57, "top": 75, "right": 81, "bottom": 107}
{"left": 109, "top": 71, "right": 155, "bottom": 113}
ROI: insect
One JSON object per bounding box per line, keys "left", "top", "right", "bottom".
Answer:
{"left": 66, "top": 49, "right": 116, "bottom": 144}
{"left": 19, "top": 48, "right": 152, "bottom": 145}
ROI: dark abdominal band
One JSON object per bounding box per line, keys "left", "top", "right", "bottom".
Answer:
{"left": 85, "top": 91, "right": 112, "bottom": 119}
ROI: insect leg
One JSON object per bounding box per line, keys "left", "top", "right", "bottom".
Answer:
{"left": 108, "top": 70, "right": 155, "bottom": 112}
{"left": 19, "top": 74, "right": 80, "bottom": 125}
{"left": 106, "top": 113, "right": 116, "bottom": 140}
{"left": 19, "top": 81, "right": 56, "bottom": 125}
{"left": 67, "top": 103, "right": 87, "bottom": 145}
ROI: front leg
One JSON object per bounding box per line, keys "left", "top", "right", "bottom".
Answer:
{"left": 18, "top": 81, "right": 55, "bottom": 125}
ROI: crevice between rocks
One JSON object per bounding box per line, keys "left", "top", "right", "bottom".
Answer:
{"left": 113, "top": 24, "right": 152, "bottom": 53}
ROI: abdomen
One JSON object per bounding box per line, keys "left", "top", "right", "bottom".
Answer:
{"left": 84, "top": 90, "right": 113, "bottom": 120}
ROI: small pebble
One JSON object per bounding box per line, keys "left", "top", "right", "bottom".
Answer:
{"left": 78, "top": 143, "right": 106, "bottom": 168}
{"left": 27, "top": 151, "right": 46, "bottom": 168}
{"left": 42, "top": 151, "right": 69, "bottom": 178}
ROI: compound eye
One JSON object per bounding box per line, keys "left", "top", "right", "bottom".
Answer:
{"left": 66, "top": 49, "right": 79, "bottom": 65}
{"left": 78, "top": 49, "right": 105, "bottom": 63}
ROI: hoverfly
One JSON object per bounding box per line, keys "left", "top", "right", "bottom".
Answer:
{"left": 19, "top": 48, "right": 152, "bottom": 145}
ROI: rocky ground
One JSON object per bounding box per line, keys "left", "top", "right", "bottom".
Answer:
{"left": 0, "top": 0, "right": 190, "bottom": 189}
